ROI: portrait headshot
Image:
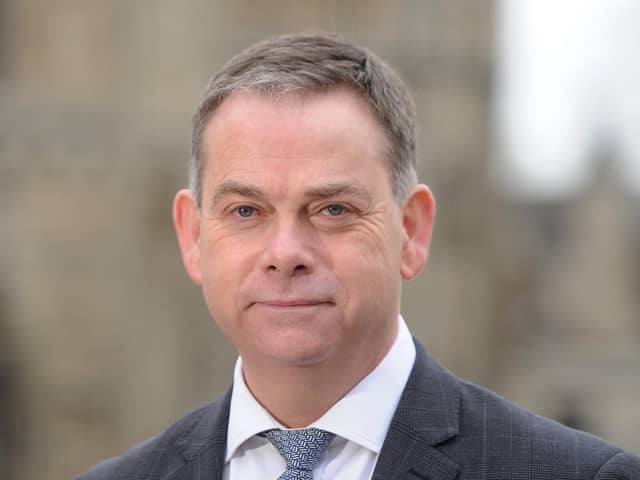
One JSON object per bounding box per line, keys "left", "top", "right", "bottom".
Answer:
{"left": 1, "top": 3, "right": 639, "bottom": 480}
{"left": 74, "top": 31, "right": 639, "bottom": 479}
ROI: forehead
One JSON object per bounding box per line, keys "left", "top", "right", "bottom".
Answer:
{"left": 200, "top": 87, "right": 391, "bottom": 183}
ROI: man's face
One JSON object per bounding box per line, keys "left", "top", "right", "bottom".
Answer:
{"left": 176, "top": 87, "right": 430, "bottom": 373}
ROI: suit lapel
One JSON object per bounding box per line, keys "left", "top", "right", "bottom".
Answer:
{"left": 171, "top": 388, "right": 232, "bottom": 480}
{"left": 372, "top": 340, "right": 461, "bottom": 480}
{"left": 169, "top": 340, "right": 461, "bottom": 480}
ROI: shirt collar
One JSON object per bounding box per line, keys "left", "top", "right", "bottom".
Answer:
{"left": 225, "top": 315, "right": 416, "bottom": 461}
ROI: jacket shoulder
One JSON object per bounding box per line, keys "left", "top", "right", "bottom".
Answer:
{"left": 75, "top": 397, "right": 228, "bottom": 480}
{"left": 450, "top": 379, "right": 640, "bottom": 479}
{"left": 594, "top": 451, "right": 640, "bottom": 480}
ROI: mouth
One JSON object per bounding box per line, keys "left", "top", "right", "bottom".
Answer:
{"left": 249, "top": 299, "right": 333, "bottom": 309}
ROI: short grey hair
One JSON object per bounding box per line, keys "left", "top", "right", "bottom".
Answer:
{"left": 190, "top": 33, "right": 418, "bottom": 207}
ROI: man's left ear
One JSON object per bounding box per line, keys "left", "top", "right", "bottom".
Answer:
{"left": 400, "top": 184, "right": 436, "bottom": 280}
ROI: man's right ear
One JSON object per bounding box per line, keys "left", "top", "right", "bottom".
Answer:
{"left": 173, "top": 189, "right": 203, "bottom": 285}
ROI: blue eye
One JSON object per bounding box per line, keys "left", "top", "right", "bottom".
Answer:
{"left": 325, "top": 204, "right": 344, "bottom": 216}
{"left": 236, "top": 206, "right": 255, "bottom": 217}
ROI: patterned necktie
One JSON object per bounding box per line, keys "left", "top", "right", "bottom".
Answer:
{"left": 260, "top": 428, "right": 336, "bottom": 480}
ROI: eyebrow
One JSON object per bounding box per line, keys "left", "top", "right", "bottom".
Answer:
{"left": 210, "top": 180, "right": 266, "bottom": 209}
{"left": 303, "top": 182, "right": 373, "bottom": 203}
{"left": 209, "top": 179, "right": 373, "bottom": 209}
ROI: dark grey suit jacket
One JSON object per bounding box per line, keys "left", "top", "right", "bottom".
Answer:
{"left": 77, "top": 340, "right": 640, "bottom": 479}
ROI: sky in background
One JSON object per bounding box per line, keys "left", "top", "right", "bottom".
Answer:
{"left": 494, "top": 0, "right": 640, "bottom": 201}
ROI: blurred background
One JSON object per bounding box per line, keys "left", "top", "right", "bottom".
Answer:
{"left": 1, "top": 1, "right": 639, "bottom": 478}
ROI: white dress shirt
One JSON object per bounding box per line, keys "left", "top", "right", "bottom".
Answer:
{"left": 223, "top": 316, "right": 416, "bottom": 480}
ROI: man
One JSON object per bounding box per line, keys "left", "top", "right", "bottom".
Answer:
{"left": 78, "top": 33, "right": 640, "bottom": 480}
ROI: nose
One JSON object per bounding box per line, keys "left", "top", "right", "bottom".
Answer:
{"left": 261, "top": 217, "right": 315, "bottom": 277}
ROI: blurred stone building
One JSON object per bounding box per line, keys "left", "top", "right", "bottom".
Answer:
{"left": 0, "top": 2, "right": 637, "bottom": 479}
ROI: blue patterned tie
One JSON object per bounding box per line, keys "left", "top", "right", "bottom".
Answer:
{"left": 260, "top": 428, "right": 335, "bottom": 480}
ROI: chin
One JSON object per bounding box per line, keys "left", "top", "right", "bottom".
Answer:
{"left": 259, "top": 337, "right": 336, "bottom": 368}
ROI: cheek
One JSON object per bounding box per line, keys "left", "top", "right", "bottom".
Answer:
{"left": 342, "top": 221, "right": 403, "bottom": 274}
{"left": 328, "top": 231, "right": 401, "bottom": 303}
{"left": 199, "top": 239, "right": 256, "bottom": 316}
{"left": 201, "top": 228, "right": 261, "bottom": 275}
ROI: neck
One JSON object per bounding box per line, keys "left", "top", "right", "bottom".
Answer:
{"left": 241, "top": 328, "right": 397, "bottom": 428}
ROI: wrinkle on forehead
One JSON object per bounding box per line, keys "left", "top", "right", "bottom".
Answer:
{"left": 200, "top": 87, "right": 392, "bottom": 177}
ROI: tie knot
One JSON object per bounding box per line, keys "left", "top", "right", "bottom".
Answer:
{"left": 261, "top": 428, "right": 335, "bottom": 476}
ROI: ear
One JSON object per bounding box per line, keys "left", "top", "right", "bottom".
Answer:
{"left": 400, "top": 184, "right": 436, "bottom": 280}
{"left": 173, "top": 189, "right": 203, "bottom": 285}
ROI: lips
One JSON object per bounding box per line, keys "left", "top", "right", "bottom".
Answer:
{"left": 249, "top": 299, "right": 333, "bottom": 309}
{"left": 244, "top": 283, "right": 337, "bottom": 311}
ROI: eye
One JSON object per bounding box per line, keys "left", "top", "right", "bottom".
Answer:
{"left": 324, "top": 204, "right": 346, "bottom": 216}
{"left": 235, "top": 206, "right": 256, "bottom": 218}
